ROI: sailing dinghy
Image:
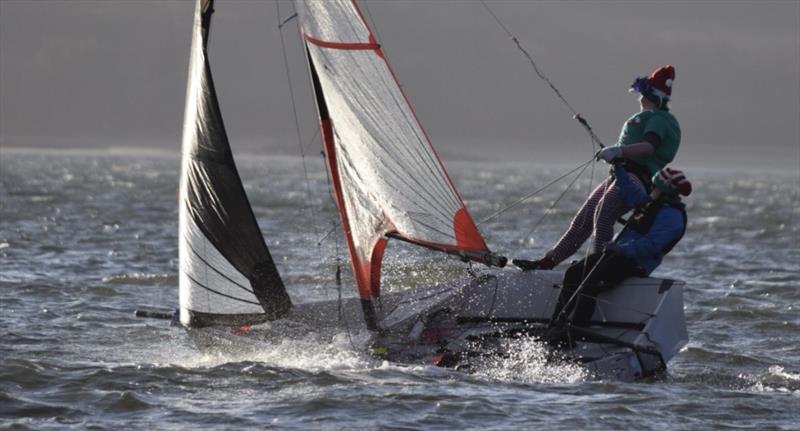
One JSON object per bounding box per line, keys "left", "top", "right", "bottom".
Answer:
{"left": 170, "top": 0, "right": 688, "bottom": 381}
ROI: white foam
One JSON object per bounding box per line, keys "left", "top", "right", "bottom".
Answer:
{"left": 472, "top": 338, "right": 588, "bottom": 384}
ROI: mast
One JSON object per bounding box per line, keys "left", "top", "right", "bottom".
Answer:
{"left": 307, "top": 56, "right": 381, "bottom": 329}
{"left": 295, "top": 0, "right": 504, "bottom": 330}
{"left": 177, "top": 0, "right": 291, "bottom": 327}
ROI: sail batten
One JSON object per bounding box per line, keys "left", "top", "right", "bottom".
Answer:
{"left": 297, "top": 0, "right": 496, "bottom": 329}
{"left": 304, "top": 34, "right": 379, "bottom": 50}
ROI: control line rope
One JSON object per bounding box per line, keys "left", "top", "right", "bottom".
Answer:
{"left": 477, "top": 156, "right": 595, "bottom": 226}
{"left": 478, "top": 0, "right": 605, "bottom": 150}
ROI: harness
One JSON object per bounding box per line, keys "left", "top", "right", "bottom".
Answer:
{"left": 613, "top": 160, "right": 653, "bottom": 193}
{"left": 620, "top": 198, "right": 687, "bottom": 255}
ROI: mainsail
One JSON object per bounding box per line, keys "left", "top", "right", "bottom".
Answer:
{"left": 295, "top": 0, "right": 503, "bottom": 329}
{"left": 178, "top": 0, "right": 291, "bottom": 327}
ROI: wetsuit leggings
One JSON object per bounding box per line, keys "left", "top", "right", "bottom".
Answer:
{"left": 552, "top": 251, "right": 643, "bottom": 327}
{"left": 547, "top": 174, "right": 644, "bottom": 263}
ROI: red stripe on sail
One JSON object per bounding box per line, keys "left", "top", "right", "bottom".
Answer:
{"left": 453, "top": 207, "right": 488, "bottom": 251}
{"left": 319, "top": 117, "right": 372, "bottom": 302}
{"left": 367, "top": 238, "right": 387, "bottom": 298}
{"left": 369, "top": 34, "right": 384, "bottom": 59}
{"left": 303, "top": 34, "right": 379, "bottom": 51}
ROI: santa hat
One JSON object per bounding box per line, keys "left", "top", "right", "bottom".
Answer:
{"left": 630, "top": 65, "right": 675, "bottom": 102}
{"left": 653, "top": 167, "right": 691, "bottom": 196}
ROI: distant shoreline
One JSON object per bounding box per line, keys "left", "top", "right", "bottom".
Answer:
{"left": 2, "top": 144, "right": 798, "bottom": 178}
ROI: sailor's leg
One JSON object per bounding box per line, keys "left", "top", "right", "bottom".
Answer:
{"left": 547, "top": 178, "right": 612, "bottom": 264}
{"left": 552, "top": 253, "right": 602, "bottom": 323}
{"left": 590, "top": 175, "right": 645, "bottom": 253}
{"left": 570, "top": 253, "right": 640, "bottom": 326}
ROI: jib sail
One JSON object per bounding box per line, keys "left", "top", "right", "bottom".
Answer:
{"left": 178, "top": 0, "right": 291, "bottom": 327}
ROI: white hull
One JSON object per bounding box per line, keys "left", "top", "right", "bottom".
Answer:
{"left": 187, "top": 269, "right": 688, "bottom": 381}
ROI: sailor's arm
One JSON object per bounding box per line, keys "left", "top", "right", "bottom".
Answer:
{"left": 598, "top": 132, "right": 659, "bottom": 162}
{"left": 619, "top": 141, "right": 655, "bottom": 159}
{"left": 622, "top": 130, "right": 662, "bottom": 158}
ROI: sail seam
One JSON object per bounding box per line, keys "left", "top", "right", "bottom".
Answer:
{"left": 331, "top": 47, "right": 462, "bottom": 212}
{"left": 336, "top": 138, "right": 456, "bottom": 230}
{"left": 368, "top": 78, "right": 463, "bottom": 212}
{"left": 353, "top": 8, "right": 476, "bottom": 219}
{"left": 184, "top": 236, "right": 256, "bottom": 295}
{"left": 366, "top": 58, "right": 463, "bottom": 211}
{"left": 184, "top": 272, "right": 261, "bottom": 306}
{"left": 316, "top": 50, "right": 462, "bottom": 224}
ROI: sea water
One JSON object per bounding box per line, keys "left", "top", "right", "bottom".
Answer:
{"left": 1, "top": 152, "right": 798, "bottom": 430}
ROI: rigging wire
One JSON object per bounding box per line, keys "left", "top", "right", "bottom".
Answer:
{"left": 276, "top": 1, "right": 355, "bottom": 346}
{"left": 520, "top": 156, "right": 593, "bottom": 240}
{"left": 477, "top": 156, "right": 595, "bottom": 226}
{"left": 278, "top": 12, "right": 297, "bottom": 28}
{"left": 579, "top": 137, "right": 601, "bottom": 276}
{"left": 303, "top": 128, "right": 321, "bottom": 159}
{"left": 361, "top": 0, "right": 384, "bottom": 48}
{"left": 478, "top": 0, "right": 605, "bottom": 150}
{"left": 277, "top": 0, "right": 346, "bottom": 290}
{"left": 477, "top": 1, "right": 619, "bottom": 267}
{"left": 276, "top": 0, "right": 321, "bottom": 242}
{"left": 473, "top": 1, "right": 613, "bottom": 229}
{"left": 277, "top": 2, "right": 345, "bottom": 329}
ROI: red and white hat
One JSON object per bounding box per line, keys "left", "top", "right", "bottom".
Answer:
{"left": 653, "top": 167, "right": 692, "bottom": 196}
{"left": 631, "top": 65, "right": 675, "bottom": 101}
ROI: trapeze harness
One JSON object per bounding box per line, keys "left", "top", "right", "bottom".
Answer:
{"left": 618, "top": 198, "right": 688, "bottom": 257}
{"left": 617, "top": 161, "right": 654, "bottom": 192}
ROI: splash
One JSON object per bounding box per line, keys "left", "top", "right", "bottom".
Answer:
{"left": 101, "top": 272, "right": 174, "bottom": 285}
{"left": 739, "top": 365, "right": 800, "bottom": 395}
{"left": 139, "top": 325, "right": 377, "bottom": 373}
{"left": 472, "top": 337, "right": 587, "bottom": 384}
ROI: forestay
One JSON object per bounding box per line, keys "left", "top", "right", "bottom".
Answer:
{"left": 296, "top": 0, "right": 496, "bottom": 328}
{"left": 178, "top": 0, "right": 291, "bottom": 327}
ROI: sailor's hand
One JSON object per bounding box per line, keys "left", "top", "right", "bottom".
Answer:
{"left": 596, "top": 146, "right": 622, "bottom": 163}
{"left": 603, "top": 242, "right": 622, "bottom": 255}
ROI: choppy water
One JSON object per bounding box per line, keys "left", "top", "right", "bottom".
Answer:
{"left": 1, "top": 151, "right": 798, "bottom": 430}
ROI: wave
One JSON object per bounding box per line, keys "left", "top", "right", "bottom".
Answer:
{"left": 101, "top": 273, "right": 176, "bottom": 286}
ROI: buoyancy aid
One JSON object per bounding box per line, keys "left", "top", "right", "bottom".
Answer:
{"left": 621, "top": 198, "right": 687, "bottom": 255}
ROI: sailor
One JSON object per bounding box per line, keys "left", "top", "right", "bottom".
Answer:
{"left": 550, "top": 164, "right": 691, "bottom": 329}
{"left": 514, "top": 65, "right": 681, "bottom": 270}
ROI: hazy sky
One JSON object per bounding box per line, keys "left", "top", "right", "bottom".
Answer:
{"left": 1, "top": 0, "right": 798, "bottom": 170}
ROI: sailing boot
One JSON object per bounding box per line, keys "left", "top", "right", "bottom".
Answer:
{"left": 512, "top": 256, "right": 557, "bottom": 271}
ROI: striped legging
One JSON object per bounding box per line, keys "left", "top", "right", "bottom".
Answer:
{"left": 547, "top": 174, "right": 644, "bottom": 264}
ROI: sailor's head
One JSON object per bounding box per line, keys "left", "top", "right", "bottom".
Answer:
{"left": 652, "top": 167, "right": 691, "bottom": 199}
{"left": 631, "top": 65, "right": 675, "bottom": 110}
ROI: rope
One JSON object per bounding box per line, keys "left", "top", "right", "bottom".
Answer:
{"left": 520, "top": 155, "right": 592, "bottom": 239}
{"left": 276, "top": 1, "right": 321, "bottom": 242}
{"left": 478, "top": 0, "right": 605, "bottom": 150}
{"left": 477, "top": 156, "right": 594, "bottom": 226}
{"left": 549, "top": 251, "right": 610, "bottom": 326}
